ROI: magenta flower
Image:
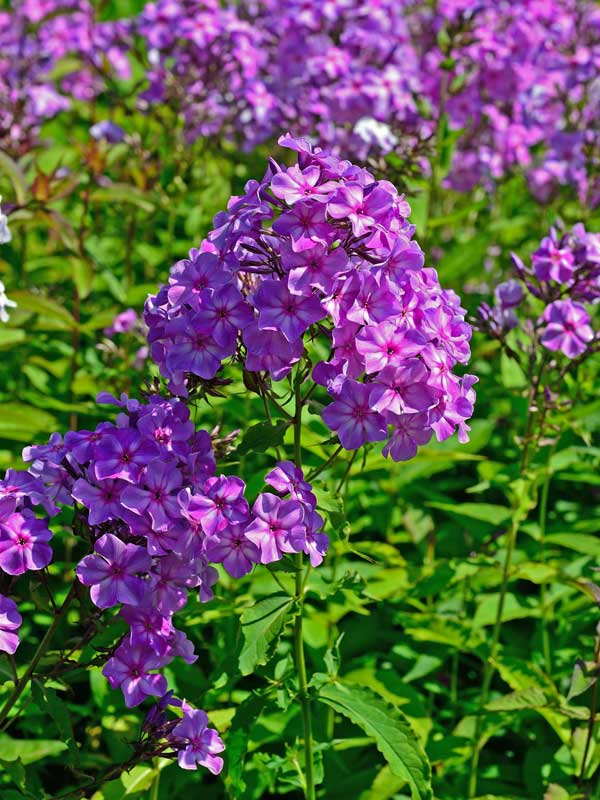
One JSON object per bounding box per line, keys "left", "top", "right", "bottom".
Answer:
{"left": 265, "top": 461, "right": 317, "bottom": 508}
{"left": 302, "top": 510, "right": 329, "bottom": 567}
{"left": 271, "top": 165, "right": 338, "bottom": 205}
{"left": 103, "top": 640, "right": 168, "bottom": 707}
{"left": 0, "top": 594, "right": 22, "bottom": 654}
{"left": 346, "top": 274, "right": 401, "bottom": 325}
{"left": 322, "top": 380, "right": 388, "bottom": 450}
{"left": 171, "top": 707, "right": 225, "bottom": 772}
{"left": 245, "top": 493, "right": 306, "bottom": 564}
{"left": 369, "top": 361, "right": 437, "bottom": 416}
{"left": 281, "top": 242, "right": 348, "bottom": 296}
{"left": 181, "top": 476, "right": 248, "bottom": 537}
{"left": 327, "top": 183, "right": 393, "bottom": 237}
{"left": 540, "top": 299, "right": 594, "bottom": 358}
{"left": 0, "top": 510, "right": 53, "bottom": 575}
{"left": 273, "top": 202, "right": 333, "bottom": 252}
{"left": 356, "top": 321, "right": 426, "bottom": 373}
{"left": 76, "top": 533, "right": 151, "bottom": 609}
{"left": 255, "top": 279, "right": 325, "bottom": 342}
{"left": 204, "top": 524, "right": 260, "bottom": 578}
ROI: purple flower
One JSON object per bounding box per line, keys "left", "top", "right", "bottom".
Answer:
{"left": 90, "top": 120, "right": 125, "bottom": 143}
{"left": 72, "top": 476, "right": 124, "bottom": 526}
{"left": 204, "top": 524, "right": 259, "bottom": 578}
{"left": 244, "top": 493, "right": 306, "bottom": 564}
{"left": 0, "top": 511, "right": 53, "bottom": 575}
{"left": 121, "top": 459, "right": 182, "bottom": 531}
{"left": 302, "top": 510, "right": 329, "bottom": 567}
{"left": 171, "top": 707, "right": 224, "bottom": 773}
{"left": 76, "top": 533, "right": 151, "bottom": 609}
{"left": 254, "top": 280, "right": 324, "bottom": 342}
{"left": 104, "top": 308, "right": 138, "bottom": 337}
{"left": 383, "top": 412, "right": 433, "bottom": 461}
{"left": 322, "top": 380, "right": 388, "bottom": 450}
{"left": 540, "top": 299, "right": 594, "bottom": 358}
{"left": 494, "top": 280, "right": 523, "bottom": 309}
{"left": 196, "top": 286, "right": 253, "bottom": 347}
{"left": 103, "top": 640, "right": 168, "bottom": 707}
{"left": 0, "top": 594, "right": 22, "bottom": 654}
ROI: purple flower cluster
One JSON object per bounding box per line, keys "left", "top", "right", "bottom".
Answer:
{"left": 480, "top": 223, "right": 600, "bottom": 359}
{"left": 4, "top": 1, "right": 599, "bottom": 205}
{"left": 146, "top": 136, "right": 476, "bottom": 460}
{"left": 2, "top": 391, "right": 329, "bottom": 770}
{"left": 0, "top": 1, "right": 129, "bottom": 155}
{"left": 135, "top": 0, "right": 420, "bottom": 158}
{"left": 418, "top": 0, "right": 600, "bottom": 204}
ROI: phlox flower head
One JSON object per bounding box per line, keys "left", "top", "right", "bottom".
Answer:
{"left": 480, "top": 223, "right": 600, "bottom": 362}
{"left": 146, "top": 135, "right": 476, "bottom": 462}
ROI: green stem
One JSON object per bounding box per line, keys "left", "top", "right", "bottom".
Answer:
{"left": 579, "top": 636, "right": 600, "bottom": 785}
{"left": 292, "top": 381, "right": 316, "bottom": 800}
{"left": 539, "top": 444, "right": 556, "bottom": 675}
{"left": 150, "top": 759, "right": 160, "bottom": 800}
{"left": 468, "top": 353, "right": 548, "bottom": 796}
{"left": 468, "top": 509, "right": 523, "bottom": 797}
{"left": 0, "top": 583, "right": 78, "bottom": 729}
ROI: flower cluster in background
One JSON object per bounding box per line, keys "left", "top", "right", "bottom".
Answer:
{"left": 480, "top": 223, "right": 600, "bottom": 360}
{"left": 146, "top": 135, "right": 476, "bottom": 460}
{"left": 0, "top": 391, "right": 330, "bottom": 771}
{"left": 419, "top": 0, "right": 600, "bottom": 205}
{"left": 3, "top": 1, "right": 600, "bottom": 206}
{"left": 1, "top": 1, "right": 130, "bottom": 155}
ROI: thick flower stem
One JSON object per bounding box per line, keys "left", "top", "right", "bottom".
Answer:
{"left": 0, "top": 582, "right": 78, "bottom": 730}
{"left": 293, "top": 381, "right": 316, "bottom": 800}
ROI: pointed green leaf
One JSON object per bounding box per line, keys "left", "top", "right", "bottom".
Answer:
{"left": 318, "top": 682, "right": 432, "bottom": 800}
{"left": 238, "top": 593, "right": 295, "bottom": 675}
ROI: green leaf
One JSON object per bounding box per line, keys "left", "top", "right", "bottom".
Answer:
{"left": 426, "top": 501, "right": 511, "bottom": 525}
{"left": 0, "top": 150, "right": 27, "bottom": 205}
{"left": 0, "top": 403, "right": 58, "bottom": 441}
{"left": 485, "top": 687, "right": 549, "bottom": 711}
{"left": 544, "top": 533, "right": 600, "bottom": 558}
{"left": 0, "top": 329, "right": 25, "bottom": 350}
{"left": 225, "top": 693, "right": 267, "bottom": 796}
{"left": 0, "top": 733, "right": 68, "bottom": 764}
{"left": 91, "top": 184, "right": 155, "bottom": 213}
{"left": 567, "top": 660, "right": 599, "bottom": 701}
{"left": 238, "top": 593, "right": 295, "bottom": 675}
{"left": 8, "top": 291, "right": 76, "bottom": 330}
{"left": 237, "top": 420, "right": 288, "bottom": 456}
{"left": 318, "top": 682, "right": 432, "bottom": 800}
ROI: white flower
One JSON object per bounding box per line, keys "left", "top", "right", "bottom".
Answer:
{"left": 0, "top": 196, "right": 11, "bottom": 244}
{"left": 353, "top": 117, "right": 398, "bottom": 154}
{"left": 0, "top": 280, "right": 17, "bottom": 323}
